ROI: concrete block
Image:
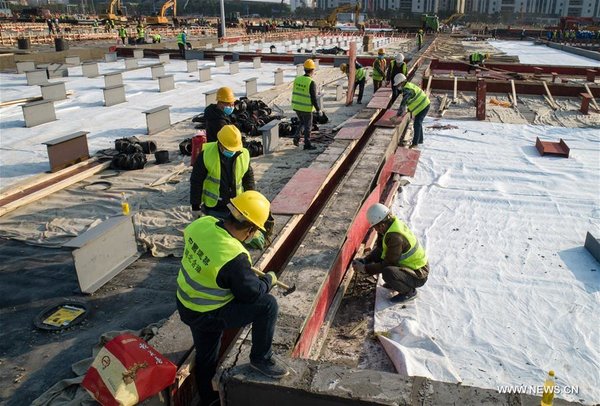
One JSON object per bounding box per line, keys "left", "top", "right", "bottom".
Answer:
{"left": 151, "top": 64, "right": 165, "bottom": 80}
{"left": 274, "top": 68, "right": 284, "bottom": 85}
{"left": 103, "top": 84, "right": 126, "bottom": 107}
{"left": 45, "top": 63, "right": 69, "bottom": 78}
{"left": 82, "top": 62, "right": 99, "bottom": 78}
{"left": 65, "top": 56, "right": 80, "bottom": 65}
{"left": 40, "top": 81, "right": 67, "bottom": 101}
{"left": 125, "top": 58, "right": 138, "bottom": 69}
{"left": 253, "top": 57, "right": 261, "bottom": 69}
{"left": 244, "top": 77, "right": 258, "bottom": 97}
{"left": 205, "top": 43, "right": 213, "bottom": 49}
{"left": 63, "top": 216, "right": 140, "bottom": 294}
{"left": 215, "top": 55, "right": 224, "bottom": 67}
{"left": 143, "top": 105, "right": 171, "bottom": 135}
{"left": 229, "top": 61, "right": 239, "bottom": 75}
{"left": 296, "top": 64, "right": 303, "bottom": 75}
{"left": 22, "top": 100, "right": 56, "bottom": 127}
{"left": 158, "top": 74, "right": 175, "bottom": 92}
{"left": 16, "top": 61, "right": 35, "bottom": 74}
{"left": 187, "top": 59, "right": 198, "bottom": 72}
{"left": 25, "top": 69, "right": 48, "bottom": 85}
{"left": 158, "top": 53, "right": 170, "bottom": 64}
{"left": 259, "top": 119, "right": 280, "bottom": 154}
{"left": 133, "top": 49, "right": 144, "bottom": 59}
{"left": 104, "top": 72, "right": 123, "bottom": 88}
{"left": 104, "top": 52, "right": 117, "bottom": 62}
{"left": 43, "top": 131, "right": 90, "bottom": 172}
{"left": 204, "top": 89, "right": 218, "bottom": 106}
{"left": 199, "top": 66, "right": 211, "bottom": 82}
{"left": 336, "top": 84, "right": 345, "bottom": 101}
{"left": 231, "top": 52, "right": 239, "bottom": 62}
{"left": 243, "top": 44, "right": 250, "bottom": 52}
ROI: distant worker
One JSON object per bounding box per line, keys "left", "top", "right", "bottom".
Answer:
{"left": 46, "top": 18, "right": 54, "bottom": 35}
{"left": 118, "top": 26, "right": 127, "bottom": 45}
{"left": 92, "top": 18, "right": 99, "bottom": 33}
{"left": 136, "top": 23, "right": 145, "bottom": 44}
{"left": 177, "top": 190, "right": 288, "bottom": 406}
{"left": 177, "top": 28, "right": 187, "bottom": 58}
{"left": 291, "top": 59, "right": 320, "bottom": 150}
{"left": 468, "top": 52, "right": 489, "bottom": 70}
{"left": 372, "top": 48, "right": 387, "bottom": 92}
{"left": 340, "top": 61, "right": 367, "bottom": 104}
{"left": 386, "top": 53, "right": 408, "bottom": 101}
{"left": 204, "top": 86, "right": 236, "bottom": 143}
{"left": 190, "top": 125, "right": 255, "bottom": 219}
{"left": 416, "top": 29, "right": 423, "bottom": 50}
{"left": 352, "top": 203, "right": 429, "bottom": 303}
{"left": 390, "top": 73, "right": 430, "bottom": 148}
{"left": 152, "top": 33, "right": 161, "bottom": 43}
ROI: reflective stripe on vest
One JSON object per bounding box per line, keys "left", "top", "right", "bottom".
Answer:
{"left": 291, "top": 75, "right": 314, "bottom": 112}
{"left": 403, "top": 82, "right": 430, "bottom": 116}
{"left": 176, "top": 216, "right": 252, "bottom": 312}
{"left": 201, "top": 142, "right": 250, "bottom": 208}
{"left": 372, "top": 58, "right": 387, "bottom": 81}
{"left": 177, "top": 33, "right": 185, "bottom": 44}
{"left": 471, "top": 53, "right": 483, "bottom": 62}
{"left": 381, "top": 217, "right": 428, "bottom": 270}
{"left": 356, "top": 67, "right": 366, "bottom": 82}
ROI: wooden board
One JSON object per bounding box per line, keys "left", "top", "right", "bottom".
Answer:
{"left": 366, "top": 96, "right": 390, "bottom": 109}
{"left": 335, "top": 118, "right": 371, "bottom": 140}
{"left": 391, "top": 148, "right": 421, "bottom": 177}
{"left": 375, "top": 109, "right": 399, "bottom": 128}
{"left": 270, "top": 168, "right": 330, "bottom": 214}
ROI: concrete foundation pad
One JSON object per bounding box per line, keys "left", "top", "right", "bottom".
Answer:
{"left": 244, "top": 77, "right": 258, "bottom": 97}
{"left": 125, "top": 58, "right": 138, "bottom": 69}
{"left": 186, "top": 59, "right": 198, "bottom": 73}
{"left": 143, "top": 105, "right": 171, "bottom": 135}
{"left": 40, "top": 81, "right": 67, "bottom": 101}
{"left": 133, "top": 49, "right": 144, "bottom": 59}
{"left": 42, "top": 131, "right": 90, "bottom": 172}
{"left": 103, "top": 84, "right": 126, "bottom": 107}
{"left": 215, "top": 55, "right": 224, "bottom": 67}
{"left": 25, "top": 69, "right": 48, "bottom": 86}
{"left": 151, "top": 64, "right": 166, "bottom": 80}
{"left": 204, "top": 88, "right": 218, "bottom": 106}
{"left": 82, "top": 62, "right": 99, "bottom": 78}
{"left": 158, "top": 53, "right": 170, "bottom": 64}
{"left": 104, "top": 72, "right": 123, "bottom": 88}
{"left": 229, "top": 61, "right": 240, "bottom": 75}
{"left": 158, "top": 74, "right": 175, "bottom": 92}
{"left": 104, "top": 52, "right": 117, "bottom": 63}
{"left": 199, "top": 66, "right": 212, "bottom": 82}
{"left": 16, "top": 61, "right": 35, "bottom": 74}
{"left": 22, "top": 99, "right": 56, "bottom": 127}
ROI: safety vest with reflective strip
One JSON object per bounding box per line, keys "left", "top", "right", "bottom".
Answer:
{"left": 201, "top": 142, "right": 250, "bottom": 208}
{"left": 177, "top": 216, "right": 251, "bottom": 312}
{"left": 355, "top": 67, "right": 366, "bottom": 82}
{"left": 137, "top": 27, "right": 145, "bottom": 38}
{"left": 382, "top": 217, "right": 428, "bottom": 270}
{"left": 118, "top": 27, "right": 126, "bottom": 37}
{"left": 177, "top": 32, "right": 185, "bottom": 44}
{"left": 390, "top": 60, "right": 408, "bottom": 76}
{"left": 372, "top": 58, "right": 387, "bottom": 81}
{"left": 402, "top": 81, "right": 430, "bottom": 116}
{"left": 291, "top": 75, "right": 314, "bottom": 112}
{"left": 471, "top": 52, "right": 484, "bottom": 62}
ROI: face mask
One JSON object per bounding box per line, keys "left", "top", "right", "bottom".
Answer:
{"left": 222, "top": 149, "right": 235, "bottom": 158}
{"left": 223, "top": 106, "right": 234, "bottom": 116}
{"left": 378, "top": 55, "right": 384, "bottom": 59}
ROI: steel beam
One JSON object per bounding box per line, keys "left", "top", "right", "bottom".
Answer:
{"left": 429, "top": 59, "right": 599, "bottom": 76}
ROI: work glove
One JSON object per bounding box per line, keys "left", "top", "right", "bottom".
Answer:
{"left": 246, "top": 231, "right": 266, "bottom": 250}
{"left": 265, "top": 271, "right": 278, "bottom": 288}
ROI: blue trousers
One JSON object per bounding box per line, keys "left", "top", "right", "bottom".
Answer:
{"left": 412, "top": 104, "right": 430, "bottom": 146}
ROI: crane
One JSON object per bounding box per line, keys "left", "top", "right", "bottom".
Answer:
{"left": 146, "top": 0, "right": 176, "bottom": 25}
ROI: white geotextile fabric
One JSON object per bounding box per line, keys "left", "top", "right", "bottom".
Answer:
{"left": 374, "top": 119, "right": 600, "bottom": 404}
{"left": 488, "top": 40, "right": 600, "bottom": 66}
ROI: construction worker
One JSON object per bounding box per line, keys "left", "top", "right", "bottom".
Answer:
{"left": 152, "top": 33, "right": 161, "bottom": 43}
{"left": 386, "top": 53, "right": 408, "bottom": 101}
{"left": 118, "top": 26, "right": 127, "bottom": 45}
{"left": 372, "top": 48, "right": 387, "bottom": 92}
{"left": 204, "top": 86, "right": 236, "bottom": 143}
{"left": 416, "top": 29, "right": 423, "bottom": 50}
{"left": 352, "top": 203, "right": 428, "bottom": 303}
{"left": 190, "top": 125, "right": 254, "bottom": 220}
{"left": 177, "top": 28, "right": 187, "bottom": 58}
{"left": 136, "top": 23, "right": 145, "bottom": 44}
{"left": 340, "top": 61, "right": 367, "bottom": 104}
{"left": 390, "top": 73, "right": 430, "bottom": 148}
{"left": 468, "top": 52, "right": 488, "bottom": 70}
{"left": 177, "top": 190, "right": 288, "bottom": 405}
{"left": 291, "top": 59, "right": 320, "bottom": 150}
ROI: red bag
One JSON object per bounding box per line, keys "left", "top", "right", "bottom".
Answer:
{"left": 82, "top": 333, "right": 177, "bottom": 406}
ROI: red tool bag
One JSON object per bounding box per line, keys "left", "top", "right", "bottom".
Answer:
{"left": 82, "top": 333, "right": 177, "bottom": 406}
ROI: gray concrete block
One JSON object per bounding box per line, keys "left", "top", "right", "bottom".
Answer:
{"left": 133, "top": 49, "right": 144, "bottom": 59}
{"left": 65, "top": 56, "right": 80, "bottom": 65}
{"left": 22, "top": 100, "right": 56, "bottom": 127}
{"left": 204, "top": 89, "right": 218, "bottom": 106}
{"left": 253, "top": 57, "right": 261, "bottom": 69}
{"left": 215, "top": 55, "right": 224, "bottom": 67}
{"left": 16, "top": 61, "right": 35, "bottom": 74}
{"left": 25, "top": 69, "right": 48, "bottom": 85}
{"left": 259, "top": 119, "right": 280, "bottom": 154}
{"left": 40, "top": 81, "right": 67, "bottom": 101}
{"left": 229, "top": 61, "right": 239, "bottom": 75}
{"left": 143, "top": 105, "right": 171, "bottom": 135}
{"left": 103, "top": 84, "right": 126, "bottom": 107}
{"left": 244, "top": 77, "right": 258, "bottom": 97}
{"left": 104, "top": 72, "right": 123, "bottom": 88}
{"left": 158, "top": 75, "right": 174, "bottom": 92}
{"left": 82, "top": 62, "right": 99, "bottom": 78}
{"left": 274, "top": 69, "right": 284, "bottom": 86}
{"left": 585, "top": 232, "right": 600, "bottom": 263}
{"left": 125, "top": 58, "right": 138, "bottom": 69}
{"left": 199, "top": 66, "right": 211, "bottom": 82}
{"left": 151, "top": 64, "right": 165, "bottom": 80}
{"left": 158, "top": 53, "right": 170, "bottom": 64}
{"left": 243, "top": 44, "right": 250, "bottom": 52}
{"left": 45, "top": 63, "right": 69, "bottom": 78}
{"left": 104, "top": 52, "right": 117, "bottom": 62}
{"left": 186, "top": 59, "right": 198, "bottom": 73}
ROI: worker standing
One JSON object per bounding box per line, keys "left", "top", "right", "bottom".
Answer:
{"left": 291, "top": 59, "right": 320, "bottom": 150}
{"left": 390, "top": 73, "right": 430, "bottom": 148}
{"left": 340, "top": 61, "right": 367, "bottom": 104}
{"left": 136, "top": 23, "right": 145, "bottom": 44}
{"left": 416, "top": 29, "right": 423, "bottom": 50}
{"left": 177, "top": 190, "right": 288, "bottom": 406}
{"left": 118, "top": 26, "right": 127, "bottom": 45}
{"left": 372, "top": 48, "right": 387, "bottom": 93}
{"left": 352, "top": 203, "right": 429, "bottom": 303}
{"left": 204, "top": 87, "right": 236, "bottom": 143}
{"left": 386, "top": 53, "right": 407, "bottom": 101}
{"left": 177, "top": 28, "right": 187, "bottom": 58}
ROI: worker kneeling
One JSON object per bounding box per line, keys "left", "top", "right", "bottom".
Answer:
{"left": 177, "top": 190, "right": 288, "bottom": 406}
{"left": 353, "top": 203, "right": 429, "bottom": 303}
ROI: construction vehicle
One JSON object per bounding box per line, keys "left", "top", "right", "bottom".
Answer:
{"left": 145, "top": 0, "right": 175, "bottom": 25}
{"left": 558, "top": 16, "right": 600, "bottom": 31}
{"left": 391, "top": 14, "right": 439, "bottom": 32}
{"left": 314, "top": 3, "right": 363, "bottom": 29}
{"left": 443, "top": 13, "right": 463, "bottom": 26}
{"left": 99, "top": 0, "right": 127, "bottom": 22}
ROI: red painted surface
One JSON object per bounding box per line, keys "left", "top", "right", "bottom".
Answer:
{"left": 587, "top": 69, "right": 596, "bottom": 82}
{"left": 377, "top": 148, "right": 397, "bottom": 186}
{"left": 271, "top": 168, "right": 330, "bottom": 214}
{"left": 476, "top": 78, "right": 486, "bottom": 121}
{"left": 391, "top": 148, "right": 421, "bottom": 177}
{"left": 430, "top": 59, "right": 599, "bottom": 76}
{"left": 336, "top": 119, "right": 371, "bottom": 140}
{"left": 580, "top": 92, "right": 592, "bottom": 114}
{"left": 367, "top": 96, "right": 390, "bottom": 109}
{"left": 535, "top": 137, "right": 570, "bottom": 158}
{"left": 375, "top": 109, "right": 400, "bottom": 127}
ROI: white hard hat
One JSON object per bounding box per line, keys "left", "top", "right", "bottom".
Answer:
{"left": 395, "top": 53, "right": 404, "bottom": 63}
{"left": 393, "top": 73, "right": 407, "bottom": 86}
{"left": 366, "top": 203, "right": 390, "bottom": 227}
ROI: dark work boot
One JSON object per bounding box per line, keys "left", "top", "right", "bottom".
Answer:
{"left": 293, "top": 137, "right": 299, "bottom": 147}
{"left": 250, "top": 357, "right": 289, "bottom": 379}
{"left": 390, "top": 289, "right": 417, "bottom": 303}
{"left": 303, "top": 143, "right": 317, "bottom": 150}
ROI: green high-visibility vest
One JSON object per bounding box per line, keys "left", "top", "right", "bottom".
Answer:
{"left": 390, "top": 60, "right": 408, "bottom": 76}
{"left": 118, "top": 27, "right": 126, "bottom": 37}
{"left": 137, "top": 27, "right": 145, "bottom": 38}
{"left": 177, "top": 216, "right": 251, "bottom": 312}
{"left": 403, "top": 81, "right": 430, "bottom": 116}
{"left": 372, "top": 58, "right": 387, "bottom": 81}
{"left": 382, "top": 217, "right": 428, "bottom": 270}
{"left": 177, "top": 32, "right": 185, "bottom": 44}
{"left": 471, "top": 52, "right": 484, "bottom": 62}
{"left": 201, "top": 142, "right": 250, "bottom": 208}
{"left": 355, "top": 67, "right": 366, "bottom": 82}
{"left": 291, "top": 75, "right": 314, "bottom": 113}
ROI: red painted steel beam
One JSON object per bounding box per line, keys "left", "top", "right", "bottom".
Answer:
{"left": 429, "top": 59, "right": 600, "bottom": 76}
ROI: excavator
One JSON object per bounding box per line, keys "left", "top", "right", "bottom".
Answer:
{"left": 314, "top": 3, "right": 363, "bottom": 30}
{"left": 145, "top": 0, "right": 176, "bottom": 25}
{"left": 99, "top": 0, "right": 127, "bottom": 22}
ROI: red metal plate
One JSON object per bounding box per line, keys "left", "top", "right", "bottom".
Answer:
{"left": 375, "top": 109, "right": 401, "bottom": 127}
{"left": 335, "top": 119, "right": 370, "bottom": 140}
{"left": 535, "top": 137, "right": 570, "bottom": 158}
{"left": 367, "top": 96, "right": 390, "bottom": 109}
{"left": 374, "top": 87, "right": 392, "bottom": 96}
{"left": 270, "top": 168, "right": 330, "bottom": 214}
{"left": 391, "top": 148, "right": 421, "bottom": 177}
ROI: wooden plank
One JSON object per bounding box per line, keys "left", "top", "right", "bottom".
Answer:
{"left": 510, "top": 79, "right": 517, "bottom": 107}
{"left": 335, "top": 118, "right": 371, "bottom": 140}
{"left": 375, "top": 110, "right": 399, "bottom": 128}
{"left": 584, "top": 84, "right": 600, "bottom": 112}
{"left": 453, "top": 77, "right": 458, "bottom": 103}
{"left": 391, "top": 148, "right": 421, "bottom": 177}
{"left": 425, "top": 75, "right": 433, "bottom": 96}
{"left": 271, "top": 168, "right": 330, "bottom": 214}
{"left": 542, "top": 80, "right": 558, "bottom": 110}
{"left": 438, "top": 94, "right": 448, "bottom": 114}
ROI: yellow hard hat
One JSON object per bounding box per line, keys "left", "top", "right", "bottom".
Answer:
{"left": 340, "top": 63, "right": 348, "bottom": 73}
{"left": 216, "top": 86, "right": 235, "bottom": 103}
{"left": 217, "top": 125, "right": 243, "bottom": 152}
{"left": 377, "top": 48, "right": 385, "bottom": 55}
{"left": 485, "top": 53, "right": 490, "bottom": 59}
{"left": 304, "top": 59, "right": 316, "bottom": 70}
{"left": 229, "top": 190, "right": 270, "bottom": 231}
